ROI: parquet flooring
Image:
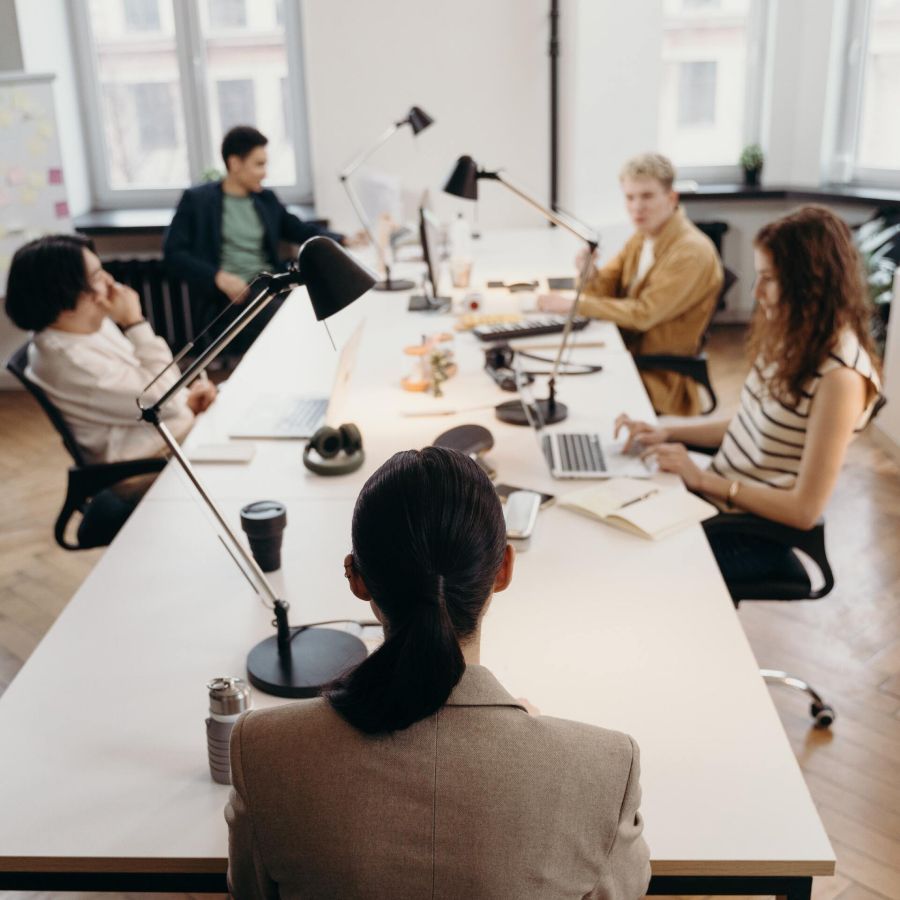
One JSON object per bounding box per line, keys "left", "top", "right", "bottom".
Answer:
{"left": 0, "top": 323, "right": 899, "bottom": 899}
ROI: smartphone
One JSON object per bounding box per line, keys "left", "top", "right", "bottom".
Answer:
{"left": 494, "top": 482, "right": 555, "bottom": 509}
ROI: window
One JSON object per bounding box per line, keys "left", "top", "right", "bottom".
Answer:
{"left": 123, "top": 0, "right": 161, "bottom": 31}
{"left": 216, "top": 79, "right": 256, "bottom": 136}
{"left": 71, "top": 0, "right": 312, "bottom": 207}
{"left": 658, "top": 0, "right": 768, "bottom": 177}
{"left": 677, "top": 61, "right": 717, "bottom": 126}
{"left": 833, "top": 0, "right": 900, "bottom": 184}
{"left": 208, "top": 0, "right": 246, "bottom": 31}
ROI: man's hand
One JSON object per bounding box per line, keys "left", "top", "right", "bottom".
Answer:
{"left": 536, "top": 292, "right": 575, "bottom": 314}
{"left": 187, "top": 378, "right": 217, "bottom": 415}
{"left": 215, "top": 270, "right": 250, "bottom": 304}
{"left": 341, "top": 230, "right": 369, "bottom": 249}
{"left": 575, "top": 245, "right": 598, "bottom": 275}
{"left": 614, "top": 413, "right": 670, "bottom": 453}
{"left": 107, "top": 282, "right": 144, "bottom": 328}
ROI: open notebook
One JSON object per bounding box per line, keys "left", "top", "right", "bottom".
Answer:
{"left": 559, "top": 478, "right": 718, "bottom": 540}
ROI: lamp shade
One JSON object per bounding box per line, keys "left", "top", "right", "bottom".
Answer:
{"left": 407, "top": 105, "right": 434, "bottom": 135}
{"left": 443, "top": 155, "right": 480, "bottom": 201}
{"left": 297, "top": 236, "right": 377, "bottom": 321}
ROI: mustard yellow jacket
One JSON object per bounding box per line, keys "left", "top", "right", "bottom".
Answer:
{"left": 578, "top": 208, "right": 723, "bottom": 416}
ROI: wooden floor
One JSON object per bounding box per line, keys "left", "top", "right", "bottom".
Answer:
{"left": 1, "top": 323, "right": 899, "bottom": 900}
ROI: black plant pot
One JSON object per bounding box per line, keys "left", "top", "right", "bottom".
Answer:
{"left": 743, "top": 167, "right": 761, "bottom": 187}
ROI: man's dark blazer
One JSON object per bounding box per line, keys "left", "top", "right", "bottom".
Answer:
{"left": 163, "top": 180, "right": 342, "bottom": 291}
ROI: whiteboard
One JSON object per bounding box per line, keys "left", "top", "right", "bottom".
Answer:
{"left": 0, "top": 72, "right": 71, "bottom": 388}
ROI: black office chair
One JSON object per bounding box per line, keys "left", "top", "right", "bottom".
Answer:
{"left": 6, "top": 343, "right": 166, "bottom": 550}
{"left": 635, "top": 266, "right": 738, "bottom": 415}
{"left": 703, "top": 512, "right": 836, "bottom": 728}
{"left": 699, "top": 396, "right": 886, "bottom": 729}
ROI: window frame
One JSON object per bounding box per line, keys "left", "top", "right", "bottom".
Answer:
{"left": 67, "top": 0, "right": 314, "bottom": 209}
{"left": 665, "top": 0, "right": 771, "bottom": 184}
{"left": 830, "top": 0, "right": 900, "bottom": 188}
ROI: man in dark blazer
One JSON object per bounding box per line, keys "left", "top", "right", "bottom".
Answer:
{"left": 164, "top": 125, "right": 346, "bottom": 354}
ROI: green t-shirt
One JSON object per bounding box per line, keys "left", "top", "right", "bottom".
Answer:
{"left": 219, "top": 194, "right": 270, "bottom": 284}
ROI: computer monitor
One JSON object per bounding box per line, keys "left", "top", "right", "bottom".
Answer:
{"left": 408, "top": 205, "right": 451, "bottom": 311}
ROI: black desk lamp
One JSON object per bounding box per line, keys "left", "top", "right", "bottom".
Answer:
{"left": 138, "top": 236, "right": 376, "bottom": 698}
{"left": 444, "top": 155, "right": 598, "bottom": 426}
{"left": 339, "top": 105, "right": 434, "bottom": 292}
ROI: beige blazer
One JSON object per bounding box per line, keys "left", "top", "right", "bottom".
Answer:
{"left": 578, "top": 208, "right": 723, "bottom": 416}
{"left": 226, "top": 665, "right": 651, "bottom": 900}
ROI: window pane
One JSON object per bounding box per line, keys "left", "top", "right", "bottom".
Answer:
{"left": 857, "top": 0, "right": 900, "bottom": 171}
{"left": 658, "top": 0, "right": 752, "bottom": 167}
{"left": 123, "top": 0, "right": 161, "bottom": 31}
{"left": 208, "top": 0, "right": 247, "bottom": 30}
{"left": 87, "top": 0, "right": 188, "bottom": 188}
{"left": 198, "top": 0, "right": 295, "bottom": 184}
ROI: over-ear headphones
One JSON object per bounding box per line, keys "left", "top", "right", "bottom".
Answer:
{"left": 303, "top": 422, "right": 365, "bottom": 476}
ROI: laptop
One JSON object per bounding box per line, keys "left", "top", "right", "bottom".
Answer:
{"left": 515, "top": 364, "right": 651, "bottom": 480}
{"left": 228, "top": 323, "right": 363, "bottom": 439}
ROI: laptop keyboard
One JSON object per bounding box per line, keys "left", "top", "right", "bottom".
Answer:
{"left": 543, "top": 432, "right": 606, "bottom": 474}
{"left": 275, "top": 398, "right": 328, "bottom": 436}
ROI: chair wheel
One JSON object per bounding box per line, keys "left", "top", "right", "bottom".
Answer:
{"left": 811, "top": 703, "right": 835, "bottom": 729}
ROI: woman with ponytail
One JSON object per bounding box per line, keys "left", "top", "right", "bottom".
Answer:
{"left": 226, "top": 447, "right": 650, "bottom": 900}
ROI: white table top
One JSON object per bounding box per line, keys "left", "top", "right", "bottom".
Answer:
{"left": 0, "top": 228, "right": 833, "bottom": 879}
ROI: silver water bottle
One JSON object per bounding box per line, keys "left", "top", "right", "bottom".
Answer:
{"left": 206, "top": 676, "right": 252, "bottom": 785}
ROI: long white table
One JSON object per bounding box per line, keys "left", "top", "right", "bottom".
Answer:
{"left": 0, "top": 229, "right": 833, "bottom": 897}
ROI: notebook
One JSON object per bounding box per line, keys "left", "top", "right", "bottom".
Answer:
{"left": 559, "top": 478, "right": 718, "bottom": 540}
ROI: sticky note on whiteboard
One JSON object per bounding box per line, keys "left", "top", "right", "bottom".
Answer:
{"left": 48, "top": 167, "right": 63, "bottom": 185}
{"left": 55, "top": 200, "right": 70, "bottom": 219}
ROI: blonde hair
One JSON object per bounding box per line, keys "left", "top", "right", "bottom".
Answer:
{"left": 619, "top": 153, "right": 676, "bottom": 192}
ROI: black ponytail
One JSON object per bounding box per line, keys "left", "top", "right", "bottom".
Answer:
{"left": 326, "top": 447, "right": 507, "bottom": 734}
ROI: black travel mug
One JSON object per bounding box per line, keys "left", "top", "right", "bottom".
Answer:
{"left": 240, "top": 500, "right": 287, "bottom": 572}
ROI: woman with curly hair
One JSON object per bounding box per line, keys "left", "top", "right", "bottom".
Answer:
{"left": 616, "top": 205, "right": 882, "bottom": 580}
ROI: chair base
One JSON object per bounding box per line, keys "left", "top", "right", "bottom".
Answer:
{"left": 760, "top": 668, "right": 835, "bottom": 728}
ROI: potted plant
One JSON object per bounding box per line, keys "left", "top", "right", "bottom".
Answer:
{"left": 854, "top": 213, "right": 900, "bottom": 355}
{"left": 739, "top": 144, "right": 764, "bottom": 187}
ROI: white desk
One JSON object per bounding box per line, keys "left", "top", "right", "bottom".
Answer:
{"left": 0, "top": 230, "right": 833, "bottom": 897}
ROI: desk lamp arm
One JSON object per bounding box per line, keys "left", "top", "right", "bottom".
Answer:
{"left": 491, "top": 172, "right": 598, "bottom": 400}
{"left": 338, "top": 122, "right": 404, "bottom": 277}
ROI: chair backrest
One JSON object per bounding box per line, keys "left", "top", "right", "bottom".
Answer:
{"left": 6, "top": 342, "right": 88, "bottom": 467}
{"left": 102, "top": 257, "right": 198, "bottom": 352}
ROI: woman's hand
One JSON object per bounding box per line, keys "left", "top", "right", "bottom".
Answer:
{"left": 614, "top": 414, "right": 669, "bottom": 453}
{"left": 642, "top": 442, "right": 705, "bottom": 491}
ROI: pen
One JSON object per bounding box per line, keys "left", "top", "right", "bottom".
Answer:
{"left": 618, "top": 489, "right": 658, "bottom": 509}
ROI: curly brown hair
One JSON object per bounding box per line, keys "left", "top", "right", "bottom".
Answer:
{"left": 748, "top": 205, "right": 879, "bottom": 405}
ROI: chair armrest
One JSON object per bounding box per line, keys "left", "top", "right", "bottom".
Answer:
{"left": 703, "top": 512, "right": 833, "bottom": 599}
{"left": 68, "top": 457, "right": 167, "bottom": 498}
{"left": 634, "top": 353, "right": 708, "bottom": 376}
{"left": 55, "top": 457, "right": 167, "bottom": 550}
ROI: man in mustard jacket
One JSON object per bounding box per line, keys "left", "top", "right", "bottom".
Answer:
{"left": 541, "top": 153, "right": 722, "bottom": 416}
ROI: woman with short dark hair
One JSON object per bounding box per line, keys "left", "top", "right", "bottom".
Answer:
{"left": 226, "top": 447, "right": 651, "bottom": 900}
{"left": 616, "top": 205, "right": 882, "bottom": 580}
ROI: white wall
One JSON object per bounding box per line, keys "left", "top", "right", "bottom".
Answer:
{"left": 558, "top": 0, "right": 663, "bottom": 228}
{"left": 14, "top": 0, "right": 90, "bottom": 217}
{"left": 300, "top": 0, "right": 551, "bottom": 234}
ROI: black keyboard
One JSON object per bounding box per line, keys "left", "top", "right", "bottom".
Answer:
{"left": 473, "top": 316, "right": 590, "bottom": 342}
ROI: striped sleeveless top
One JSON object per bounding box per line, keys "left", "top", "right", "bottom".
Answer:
{"left": 710, "top": 330, "right": 881, "bottom": 492}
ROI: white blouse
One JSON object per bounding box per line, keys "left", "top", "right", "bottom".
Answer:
{"left": 27, "top": 319, "right": 194, "bottom": 464}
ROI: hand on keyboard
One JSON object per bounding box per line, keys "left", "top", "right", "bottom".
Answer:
{"left": 536, "top": 292, "right": 575, "bottom": 314}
